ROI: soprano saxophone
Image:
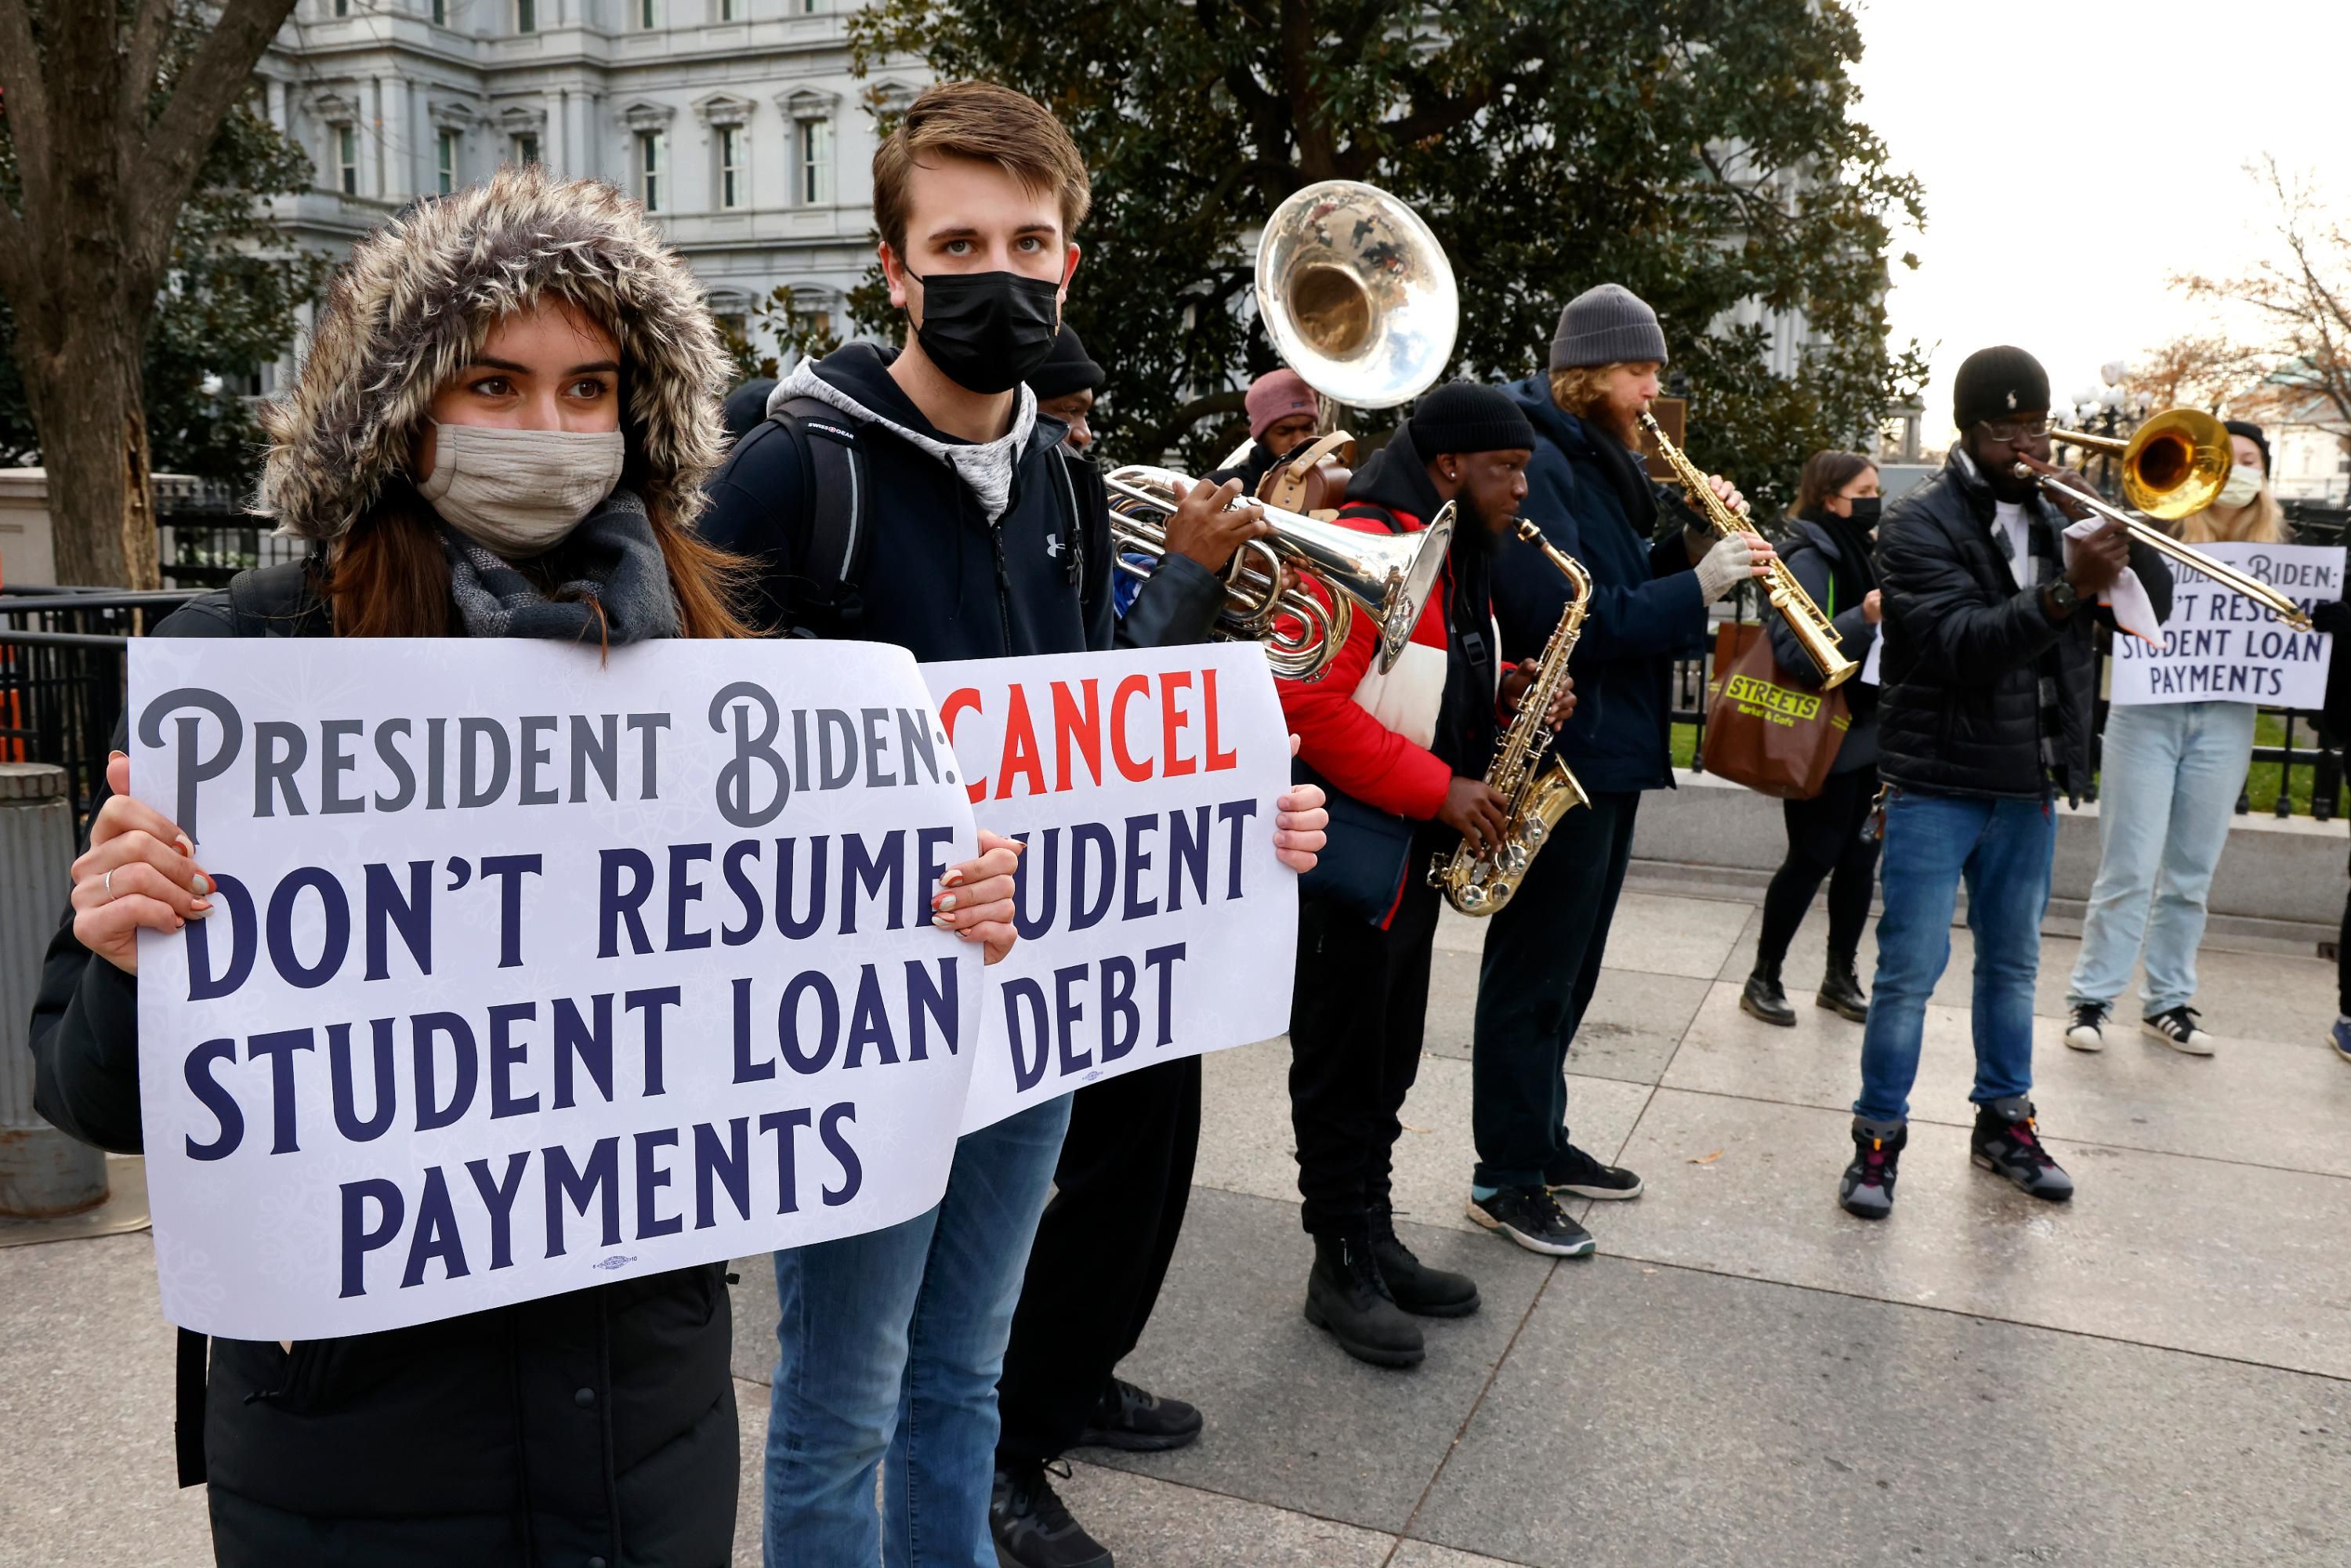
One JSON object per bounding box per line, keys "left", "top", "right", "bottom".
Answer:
{"left": 1430, "top": 523, "right": 1592, "bottom": 916}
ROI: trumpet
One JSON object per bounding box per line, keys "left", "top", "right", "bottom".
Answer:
{"left": 1639, "top": 411, "right": 1857, "bottom": 688}
{"left": 2020, "top": 409, "right": 2312, "bottom": 632}
{"left": 1104, "top": 465, "right": 1454, "bottom": 682}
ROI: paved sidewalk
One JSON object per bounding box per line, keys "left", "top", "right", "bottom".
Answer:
{"left": 5, "top": 887, "right": 2348, "bottom": 1565}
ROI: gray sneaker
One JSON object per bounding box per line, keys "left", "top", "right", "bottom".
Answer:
{"left": 1969, "top": 1096, "right": 2074, "bottom": 1201}
{"left": 1838, "top": 1118, "right": 1906, "bottom": 1219}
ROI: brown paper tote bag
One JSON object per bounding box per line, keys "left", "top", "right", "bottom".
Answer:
{"left": 1699, "top": 621, "right": 1850, "bottom": 800}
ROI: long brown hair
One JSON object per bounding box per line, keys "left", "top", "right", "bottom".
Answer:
{"left": 328, "top": 482, "right": 755, "bottom": 640}
{"left": 1791, "top": 451, "right": 1878, "bottom": 520}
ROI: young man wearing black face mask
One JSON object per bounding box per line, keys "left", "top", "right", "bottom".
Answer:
{"left": 697, "top": 81, "right": 1331, "bottom": 1566}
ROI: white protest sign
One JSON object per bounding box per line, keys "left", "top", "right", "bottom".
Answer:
{"left": 130, "top": 638, "right": 984, "bottom": 1341}
{"left": 926, "top": 643, "right": 1298, "bottom": 1132}
{"left": 2109, "top": 541, "right": 2343, "bottom": 708}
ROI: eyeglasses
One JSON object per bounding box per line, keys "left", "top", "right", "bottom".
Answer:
{"left": 1979, "top": 416, "right": 2052, "bottom": 444}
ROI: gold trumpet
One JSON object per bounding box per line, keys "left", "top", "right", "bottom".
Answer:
{"left": 1103, "top": 466, "right": 1455, "bottom": 682}
{"left": 2021, "top": 409, "right": 2312, "bottom": 632}
{"left": 1639, "top": 411, "right": 1857, "bottom": 688}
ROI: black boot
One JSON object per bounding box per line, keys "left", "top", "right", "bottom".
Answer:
{"left": 1303, "top": 1229, "right": 1425, "bottom": 1367}
{"left": 1368, "top": 1207, "right": 1480, "bottom": 1318}
{"left": 1816, "top": 950, "right": 1868, "bottom": 1022}
{"left": 1741, "top": 961, "right": 1796, "bottom": 1027}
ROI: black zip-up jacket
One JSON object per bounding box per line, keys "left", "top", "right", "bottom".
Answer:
{"left": 1768, "top": 513, "right": 1882, "bottom": 773}
{"left": 27, "top": 566, "right": 735, "bottom": 1568}
{"left": 700, "top": 343, "right": 1223, "bottom": 657}
{"left": 1877, "top": 451, "right": 2173, "bottom": 801}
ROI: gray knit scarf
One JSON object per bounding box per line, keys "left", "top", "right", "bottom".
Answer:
{"left": 438, "top": 487, "right": 681, "bottom": 643}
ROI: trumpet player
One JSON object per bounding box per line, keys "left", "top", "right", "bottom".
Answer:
{"left": 1472, "top": 284, "right": 1770, "bottom": 1257}
{"left": 1279, "top": 382, "right": 1570, "bottom": 1370}
{"left": 1840, "top": 346, "right": 2172, "bottom": 1221}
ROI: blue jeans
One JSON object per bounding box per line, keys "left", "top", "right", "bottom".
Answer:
{"left": 763, "top": 1095, "right": 1073, "bottom": 1568}
{"left": 2067, "top": 701, "right": 2256, "bottom": 1016}
{"left": 1857, "top": 788, "right": 2056, "bottom": 1123}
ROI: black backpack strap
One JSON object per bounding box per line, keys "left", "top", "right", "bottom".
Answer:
{"left": 1049, "top": 447, "right": 1092, "bottom": 589}
{"left": 770, "top": 396, "right": 871, "bottom": 636}
{"left": 175, "top": 1328, "right": 207, "bottom": 1487}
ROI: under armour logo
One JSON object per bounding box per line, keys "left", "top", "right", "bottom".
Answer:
{"left": 2005, "top": 390, "right": 2018, "bottom": 410}
{"left": 1045, "top": 536, "right": 1063, "bottom": 557}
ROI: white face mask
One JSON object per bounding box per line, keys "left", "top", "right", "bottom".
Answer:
{"left": 2216, "top": 466, "right": 2264, "bottom": 510}
{"left": 418, "top": 422, "right": 626, "bottom": 556}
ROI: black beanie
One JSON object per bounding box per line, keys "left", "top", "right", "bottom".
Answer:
{"left": 1028, "top": 324, "right": 1105, "bottom": 400}
{"left": 1952, "top": 346, "right": 2050, "bottom": 433}
{"left": 2224, "top": 418, "right": 2272, "bottom": 476}
{"left": 1408, "top": 381, "right": 1538, "bottom": 460}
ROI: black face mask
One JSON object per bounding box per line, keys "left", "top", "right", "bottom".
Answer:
{"left": 907, "top": 267, "right": 1060, "bottom": 395}
{"left": 1845, "top": 496, "right": 1882, "bottom": 530}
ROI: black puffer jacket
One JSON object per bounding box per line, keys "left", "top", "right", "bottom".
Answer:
{"left": 29, "top": 569, "right": 738, "bottom": 1568}
{"left": 1877, "top": 451, "right": 2172, "bottom": 801}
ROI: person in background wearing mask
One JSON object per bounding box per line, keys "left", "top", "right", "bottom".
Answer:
{"left": 1742, "top": 451, "right": 1886, "bottom": 1027}
{"left": 27, "top": 165, "right": 817, "bottom": 1565}
{"left": 1475, "top": 284, "right": 1769, "bottom": 1257}
{"left": 1841, "top": 345, "right": 2172, "bottom": 1220}
{"left": 1281, "top": 381, "right": 1567, "bottom": 1371}
{"left": 1030, "top": 324, "right": 1104, "bottom": 456}
{"left": 698, "top": 81, "right": 1328, "bottom": 1568}
{"left": 2064, "top": 420, "right": 2288, "bottom": 1056}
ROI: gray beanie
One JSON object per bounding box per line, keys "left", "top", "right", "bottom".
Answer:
{"left": 1549, "top": 283, "right": 1668, "bottom": 371}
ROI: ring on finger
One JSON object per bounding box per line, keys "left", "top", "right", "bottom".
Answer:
{"left": 103, "top": 869, "right": 115, "bottom": 900}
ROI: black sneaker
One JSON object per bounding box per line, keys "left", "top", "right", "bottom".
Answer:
{"left": 1466, "top": 1186, "right": 1595, "bottom": 1257}
{"left": 1741, "top": 966, "right": 1796, "bottom": 1027}
{"left": 1545, "top": 1143, "right": 1643, "bottom": 1200}
{"left": 1838, "top": 1119, "right": 1906, "bottom": 1219}
{"left": 1078, "top": 1378, "right": 1201, "bottom": 1453}
{"left": 991, "top": 1458, "right": 1111, "bottom": 1568}
{"left": 2141, "top": 1005, "right": 2215, "bottom": 1056}
{"left": 2064, "top": 1003, "right": 2108, "bottom": 1053}
{"left": 1969, "top": 1096, "right": 2074, "bottom": 1202}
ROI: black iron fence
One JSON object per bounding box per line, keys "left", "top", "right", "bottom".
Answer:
{"left": 154, "top": 476, "right": 308, "bottom": 589}
{"left": 0, "top": 588, "right": 199, "bottom": 820}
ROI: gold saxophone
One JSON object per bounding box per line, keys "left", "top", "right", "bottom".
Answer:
{"left": 1430, "top": 523, "right": 1592, "bottom": 916}
{"left": 1638, "top": 410, "right": 1857, "bottom": 689}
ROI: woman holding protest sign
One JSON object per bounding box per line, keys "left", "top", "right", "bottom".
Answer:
{"left": 27, "top": 165, "right": 1024, "bottom": 1566}
{"left": 2065, "top": 421, "right": 2287, "bottom": 1057}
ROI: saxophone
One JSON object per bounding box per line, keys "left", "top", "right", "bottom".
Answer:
{"left": 1430, "top": 522, "right": 1592, "bottom": 916}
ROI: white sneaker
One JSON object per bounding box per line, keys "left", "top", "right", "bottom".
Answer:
{"left": 2063, "top": 1004, "right": 2107, "bottom": 1052}
{"left": 2142, "top": 1006, "right": 2216, "bottom": 1056}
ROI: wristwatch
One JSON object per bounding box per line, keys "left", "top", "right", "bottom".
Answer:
{"left": 2044, "top": 578, "right": 2080, "bottom": 615}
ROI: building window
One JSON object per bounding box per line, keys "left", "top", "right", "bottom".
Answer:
{"left": 437, "top": 129, "right": 460, "bottom": 195}
{"left": 334, "top": 123, "right": 359, "bottom": 195}
{"left": 798, "top": 116, "right": 832, "bottom": 206}
{"left": 332, "top": 0, "right": 349, "bottom": 16}
{"left": 801, "top": 0, "right": 822, "bottom": 12}
{"left": 717, "top": 125, "right": 744, "bottom": 210}
{"left": 432, "top": 0, "right": 447, "bottom": 22}
{"left": 717, "top": 0, "right": 737, "bottom": 18}
{"left": 639, "top": 0, "right": 660, "bottom": 27}
{"left": 637, "top": 130, "right": 665, "bottom": 212}
{"left": 516, "top": 0, "right": 535, "bottom": 31}
{"left": 513, "top": 132, "right": 541, "bottom": 167}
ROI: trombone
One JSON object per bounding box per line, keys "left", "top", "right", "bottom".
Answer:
{"left": 2016, "top": 407, "right": 2311, "bottom": 632}
{"left": 1107, "top": 179, "right": 1462, "bottom": 680}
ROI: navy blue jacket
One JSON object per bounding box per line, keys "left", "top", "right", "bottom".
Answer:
{"left": 1493, "top": 374, "right": 1706, "bottom": 794}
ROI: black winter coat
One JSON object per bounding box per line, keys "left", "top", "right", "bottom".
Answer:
{"left": 1876, "top": 451, "right": 2173, "bottom": 801}
{"left": 1767, "top": 514, "right": 1881, "bottom": 773}
{"left": 27, "top": 567, "right": 737, "bottom": 1568}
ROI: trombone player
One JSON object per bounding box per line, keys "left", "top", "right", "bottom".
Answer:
{"left": 1838, "top": 346, "right": 2173, "bottom": 1220}
{"left": 1470, "top": 284, "right": 1771, "bottom": 1257}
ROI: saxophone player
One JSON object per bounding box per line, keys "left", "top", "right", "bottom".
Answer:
{"left": 1279, "top": 382, "right": 1570, "bottom": 1369}
{"left": 1472, "top": 284, "right": 1772, "bottom": 1256}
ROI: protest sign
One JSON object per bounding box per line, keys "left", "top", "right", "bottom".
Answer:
{"left": 130, "top": 638, "right": 984, "bottom": 1341}
{"left": 2109, "top": 541, "right": 2344, "bottom": 708}
{"left": 926, "top": 643, "right": 1298, "bottom": 1132}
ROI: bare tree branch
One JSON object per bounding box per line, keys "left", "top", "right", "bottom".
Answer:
{"left": 0, "top": 0, "right": 60, "bottom": 226}
{"left": 132, "top": 0, "right": 299, "bottom": 277}
{"left": 125, "top": 0, "right": 179, "bottom": 132}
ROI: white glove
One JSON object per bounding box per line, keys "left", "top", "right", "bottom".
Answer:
{"left": 1694, "top": 533, "right": 1756, "bottom": 605}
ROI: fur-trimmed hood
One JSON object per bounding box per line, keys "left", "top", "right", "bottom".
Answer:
{"left": 256, "top": 165, "right": 728, "bottom": 542}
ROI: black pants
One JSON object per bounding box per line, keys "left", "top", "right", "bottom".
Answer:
{"left": 1471, "top": 788, "right": 1641, "bottom": 1190}
{"left": 1287, "top": 831, "right": 1444, "bottom": 1237}
{"left": 1755, "top": 763, "right": 1882, "bottom": 970}
{"left": 995, "top": 1054, "right": 1203, "bottom": 1465}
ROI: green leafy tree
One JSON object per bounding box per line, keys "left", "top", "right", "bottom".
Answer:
{"left": 851, "top": 0, "right": 1923, "bottom": 519}
{"left": 719, "top": 284, "right": 850, "bottom": 383}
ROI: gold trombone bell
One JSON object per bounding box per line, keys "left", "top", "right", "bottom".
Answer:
{"left": 2050, "top": 407, "right": 2233, "bottom": 521}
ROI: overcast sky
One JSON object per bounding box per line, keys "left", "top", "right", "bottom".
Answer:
{"left": 1849, "top": 0, "right": 2349, "bottom": 443}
